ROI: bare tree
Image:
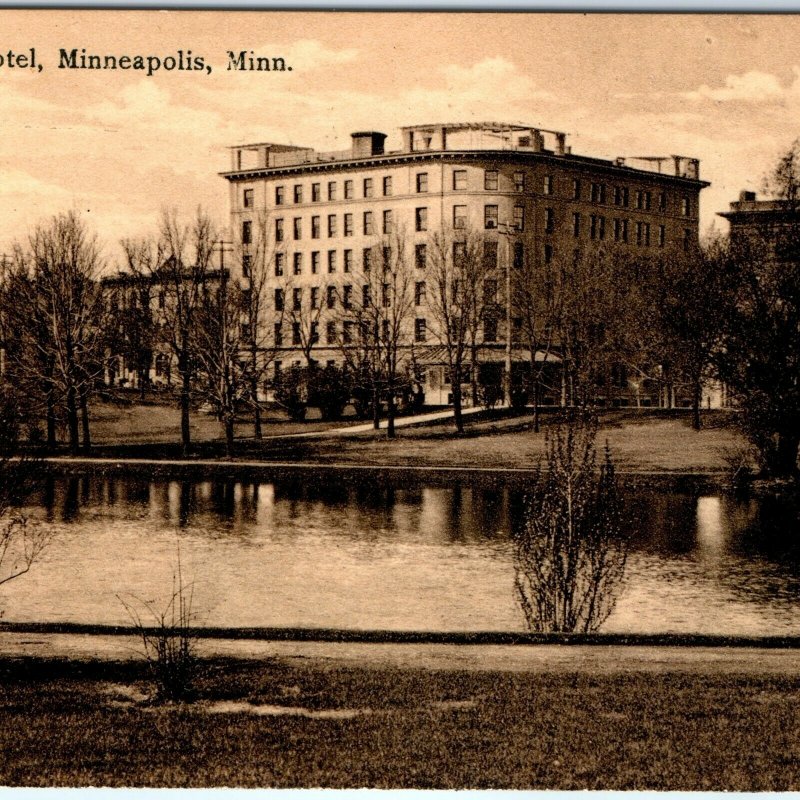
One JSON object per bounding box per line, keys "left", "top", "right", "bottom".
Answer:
{"left": 514, "top": 412, "right": 627, "bottom": 633}
{"left": 5, "top": 212, "right": 107, "bottom": 454}
{"left": 426, "top": 226, "right": 493, "bottom": 433}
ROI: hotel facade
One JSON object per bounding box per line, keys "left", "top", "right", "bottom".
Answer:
{"left": 221, "top": 122, "right": 709, "bottom": 407}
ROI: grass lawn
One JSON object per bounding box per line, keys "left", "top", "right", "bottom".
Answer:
{"left": 79, "top": 400, "right": 748, "bottom": 473}
{"left": 0, "top": 655, "right": 797, "bottom": 789}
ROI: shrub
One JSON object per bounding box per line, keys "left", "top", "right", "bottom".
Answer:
{"left": 308, "top": 365, "right": 351, "bottom": 421}
{"left": 514, "top": 411, "right": 628, "bottom": 633}
{"left": 273, "top": 366, "right": 307, "bottom": 422}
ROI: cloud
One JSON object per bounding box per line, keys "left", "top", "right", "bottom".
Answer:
{"left": 685, "top": 70, "right": 785, "bottom": 103}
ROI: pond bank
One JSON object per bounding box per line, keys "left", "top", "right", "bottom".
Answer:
{"left": 33, "top": 455, "right": 728, "bottom": 491}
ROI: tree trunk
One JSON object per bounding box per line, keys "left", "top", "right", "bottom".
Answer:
{"left": 180, "top": 363, "right": 191, "bottom": 456}
{"left": 770, "top": 431, "right": 800, "bottom": 477}
{"left": 46, "top": 390, "right": 56, "bottom": 449}
{"left": 372, "top": 384, "right": 380, "bottom": 430}
{"left": 452, "top": 379, "right": 464, "bottom": 434}
{"left": 470, "top": 342, "right": 479, "bottom": 407}
{"left": 251, "top": 350, "right": 262, "bottom": 440}
{"left": 532, "top": 376, "right": 540, "bottom": 434}
{"left": 692, "top": 378, "right": 702, "bottom": 431}
{"left": 79, "top": 387, "right": 91, "bottom": 453}
{"left": 66, "top": 385, "right": 79, "bottom": 456}
{"left": 386, "top": 388, "right": 396, "bottom": 439}
{"left": 224, "top": 414, "right": 235, "bottom": 457}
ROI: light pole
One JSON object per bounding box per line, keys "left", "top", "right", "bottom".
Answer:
{"left": 497, "top": 221, "right": 516, "bottom": 407}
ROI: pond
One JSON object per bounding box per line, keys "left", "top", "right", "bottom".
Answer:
{"left": 3, "top": 475, "right": 800, "bottom": 635}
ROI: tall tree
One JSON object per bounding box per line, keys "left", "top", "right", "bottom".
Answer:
{"left": 6, "top": 211, "right": 106, "bottom": 454}
{"left": 427, "top": 227, "right": 493, "bottom": 434}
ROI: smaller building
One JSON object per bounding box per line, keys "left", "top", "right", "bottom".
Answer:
{"left": 719, "top": 190, "right": 800, "bottom": 261}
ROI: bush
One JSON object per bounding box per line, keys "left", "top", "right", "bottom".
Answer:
{"left": 308, "top": 365, "right": 352, "bottom": 421}
{"left": 273, "top": 366, "right": 308, "bottom": 422}
{"left": 514, "top": 411, "right": 628, "bottom": 633}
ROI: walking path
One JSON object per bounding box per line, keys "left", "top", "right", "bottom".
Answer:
{"left": 2, "top": 631, "right": 800, "bottom": 675}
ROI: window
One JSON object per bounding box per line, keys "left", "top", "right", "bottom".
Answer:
{"left": 614, "top": 218, "right": 629, "bottom": 243}
{"left": 327, "top": 250, "right": 337, "bottom": 273}
{"left": 544, "top": 244, "right": 553, "bottom": 264}
{"left": 275, "top": 219, "right": 284, "bottom": 242}
{"left": 240, "top": 322, "right": 252, "bottom": 342}
{"left": 310, "top": 321, "right": 319, "bottom": 345}
{"left": 292, "top": 321, "right": 301, "bottom": 346}
{"left": 483, "top": 316, "right": 498, "bottom": 343}
{"left": 293, "top": 218, "right": 302, "bottom": 240}
{"left": 572, "top": 179, "right": 581, "bottom": 200}
{"left": 545, "top": 207, "right": 555, "bottom": 233}
{"left": 483, "top": 241, "right": 498, "bottom": 269}
{"left": 453, "top": 205, "right": 467, "bottom": 229}
{"left": 483, "top": 279, "right": 497, "bottom": 304}
{"left": 415, "top": 244, "right": 427, "bottom": 269}
{"left": 158, "top": 291, "right": 165, "bottom": 310}
{"left": 311, "top": 183, "right": 321, "bottom": 202}
{"left": 242, "top": 253, "right": 252, "bottom": 277}
{"left": 344, "top": 180, "right": 354, "bottom": 199}
{"left": 484, "top": 205, "right": 499, "bottom": 229}
{"left": 275, "top": 186, "right": 285, "bottom": 206}
{"left": 343, "top": 285, "right": 352, "bottom": 309}
{"left": 513, "top": 242, "right": 524, "bottom": 270}
{"left": 344, "top": 249, "right": 353, "bottom": 273}
{"left": 636, "top": 221, "right": 651, "bottom": 246}
{"left": 590, "top": 183, "right": 606, "bottom": 204}
{"left": 326, "top": 321, "right": 337, "bottom": 344}
{"left": 311, "top": 251, "right": 320, "bottom": 274}
{"left": 415, "top": 207, "right": 428, "bottom": 232}
{"left": 363, "top": 177, "right": 374, "bottom": 198}
{"left": 362, "top": 247, "right": 372, "bottom": 271}
{"left": 453, "top": 242, "right": 466, "bottom": 266}
{"left": 484, "top": 169, "right": 499, "bottom": 191}
{"left": 416, "top": 172, "right": 429, "bottom": 193}
{"left": 311, "top": 216, "right": 321, "bottom": 239}
{"left": 382, "top": 246, "right": 392, "bottom": 271}
{"left": 658, "top": 225, "right": 666, "bottom": 247}
{"left": 383, "top": 176, "right": 392, "bottom": 196}
{"left": 415, "top": 281, "right": 426, "bottom": 306}
{"left": 683, "top": 228, "right": 692, "bottom": 251}
{"left": 274, "top": 323, "right": 283, "bottom": 346}
{"left": 310, "top": 286, "right": 320, "bottom": 309}
{"left": 573, "top": 212, "right": 581, "bottom": 237}
{"left": 326, "top": 286, "right": 336, "bottom": 309}
{"left": 383, "top": 210, "right": 393, "bottom": 234}
{"left": 614, "top": 186, "right": 629, "bottom": 207}
{"left": 363, "top": 211, "right": 374, "bottom": 235}
{"left": 415, "top": 318, "right": 427, "bottom": 342}
{"left": 453, "top": 169, "right": 467, "bottom": 191}
{"left": 344, "top": 213, "right": 353, "bottom": 236}
{"left": 636, "top": 190, "right": 652, "bottom": 211}
{"left": 274, "top": 288, "right": 284, "bottom": 311}
{"left": 328, "top": 181, "right": 337, "bottom": 201}
{"left": 343, "top": 321, "right": 354, "bottom": 344}
{"left": 659, "top": 192, "right": 667, "bottom": 211}
{"left": 514, "top": 171, "right": 525, "bottom": 192}
{"left": 681, "top": 197, "right": 690, "bottom": 216}
{"left": 382, "top": 283, "right": 391, "bottom": 307}
{"left": 362, "top": 284, "right": 371, "bottom": 307}
{"left": 590, "top": 214, "right": 605, "bottom": 240}
{"left": 274, "top": 253, "right": 285, "bottom": 276}
{"left": 328, "top": 214, "right": 337, "bottom": 237}
{"left": 243, "top": 188, "right": 254, "bottom": 208}
{"left": 543, "top": 175, "right": 553, "bottom": 195}
{"left": 293, "top": 288, "right": 302, "bottom": 310}
{"left": 513, "top": 205, "right": 524, "bottom": 232}
{"left": 242, "top": 220, "right": 252, "bottom": 245}
{"left": 293, "top": 252, "right": 303, "bottom": 275}
{"left": 293, "top": 185, "right": 303, "bottom": 204}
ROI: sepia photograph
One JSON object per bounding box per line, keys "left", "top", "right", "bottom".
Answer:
{"left": 0, "top": 8, "right": 799, "bottom": 790}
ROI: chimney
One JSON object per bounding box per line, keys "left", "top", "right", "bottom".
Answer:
{"left": 555, "top": 132, "right": 566, "bottom": 156}
{"left": 739, "top": 190, "right": 756, "bottom": 203}
{"left": 351, "top": 131, "right": 387, "bottom": 158}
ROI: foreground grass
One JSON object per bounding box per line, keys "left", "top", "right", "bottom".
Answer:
{"left": 0, "top": 656, "right": 798, "bottom": 788}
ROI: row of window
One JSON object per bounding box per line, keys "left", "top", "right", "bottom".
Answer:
{"left": 242, "top": 170, "right": 693, "bottom": 215}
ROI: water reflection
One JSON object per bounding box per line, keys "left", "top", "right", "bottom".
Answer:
{"left": 14, "top": 476, "right": 800, "bottom": 634}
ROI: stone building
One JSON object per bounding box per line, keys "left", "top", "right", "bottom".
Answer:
{"left": 220, "top": 121, "right": 709, "bottom": 407}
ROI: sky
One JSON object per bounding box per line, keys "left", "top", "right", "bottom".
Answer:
{"left": 2, "top": 11, "right": 800, "bottom": 265}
